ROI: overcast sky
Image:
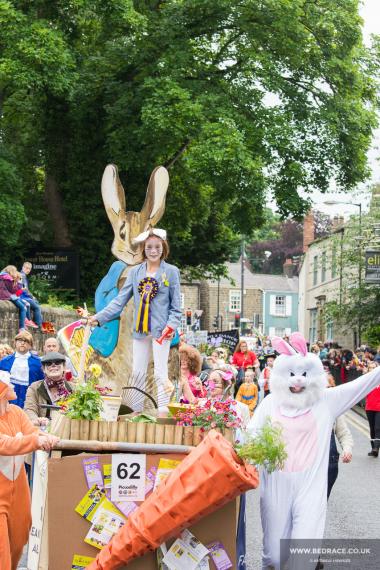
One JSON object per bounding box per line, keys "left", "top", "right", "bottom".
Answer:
{"left": 311, "top": 0, "right": 380, "bottom": 218}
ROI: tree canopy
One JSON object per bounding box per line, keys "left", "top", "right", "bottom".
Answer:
{"left": 0, "top": 0, "right": 378, "bottom": 293}
{"left": 246, "top": 209, "right": 332, "bottom": 274}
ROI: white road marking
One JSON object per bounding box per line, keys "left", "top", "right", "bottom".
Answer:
{"left": 345, "top": 409, "right": 370, "bottom": 438}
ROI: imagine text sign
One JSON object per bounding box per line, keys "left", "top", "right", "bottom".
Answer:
{"left": 27, "top": 249, "right": 79, "bottom": 292}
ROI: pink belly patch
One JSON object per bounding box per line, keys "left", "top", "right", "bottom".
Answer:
{"left": 273, "top": 410, "right": 318, "bottom": 472}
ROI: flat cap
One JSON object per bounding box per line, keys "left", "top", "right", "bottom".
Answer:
{"left": 41, "top": 351, "right": 66, "bottom": 364}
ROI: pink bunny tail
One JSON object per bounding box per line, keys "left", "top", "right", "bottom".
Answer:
{"left": 289, "top": 332, "right": 308, "bottom": 356}
{"left": 271, "top": 336, "right": 297, "bottom": 356}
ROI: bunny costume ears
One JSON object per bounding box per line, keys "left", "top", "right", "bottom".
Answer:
{"left": 271, "top": 332, "right": 308, "bottom": 357}
{"left": 133, "top": 228, "right": 167, "bottom": 244}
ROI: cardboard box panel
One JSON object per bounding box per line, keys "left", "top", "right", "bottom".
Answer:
{"left": 48, "top": 452, "right": 237, "bottom": 569}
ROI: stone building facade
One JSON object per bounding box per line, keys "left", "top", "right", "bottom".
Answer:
{"left": 0, "top": 302, "right": 77, "bottom": 352}
{"left": 200, "top": 262, "right": 263, "bottom": 332}
{"left": 298, "top": 213, "right": 356, "bottom": 348}
{"left": 179, "top": 282, "right": 201, "bottom": 329}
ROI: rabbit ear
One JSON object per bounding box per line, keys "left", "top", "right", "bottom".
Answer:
{"left": 140, "top": 166, "right": 169, "bottom": 228}
{"left": 289, "top": 332, "right": 308, "bottom": 356}
{"left": 101, "top": 164, "right": 126, "bottom": 226}
{"left": 271, "top": 336, "right": 297, "bottom": 356}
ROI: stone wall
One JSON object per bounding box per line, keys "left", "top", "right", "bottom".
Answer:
{"left": 200, "top": 282, "right": 263, "bottom": 331}
{"left": 181, "top": 283, "right": 200, "bottom": 315}
{"left": 0, "top": 301, "right": 77, "bottom": 352}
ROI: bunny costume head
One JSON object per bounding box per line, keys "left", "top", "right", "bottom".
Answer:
{"left": 270, "top": 332, "right": 326, "bottom": 410}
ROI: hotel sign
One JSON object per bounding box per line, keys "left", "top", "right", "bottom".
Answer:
{"left": 365, "top": 250, "right": 380, "bottom": 284}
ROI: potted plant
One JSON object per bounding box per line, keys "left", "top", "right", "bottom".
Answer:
{"left": 54, "top": 364, "right": 113, "bottom": 440}
{"left": 175, "top": 398, "right": 242, "bottom": 445}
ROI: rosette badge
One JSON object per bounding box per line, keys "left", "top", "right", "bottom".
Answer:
{"left": 136, "top": 277, "right": 159, "bottom": 334}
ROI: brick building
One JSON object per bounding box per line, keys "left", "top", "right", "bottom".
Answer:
{"left": 179, "top": 281, "right": 201, "bottom": 329}
{"left": 199, "top": 262, "right": 263, "bottom": 332}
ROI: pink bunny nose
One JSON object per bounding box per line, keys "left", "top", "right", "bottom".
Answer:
{"left": 289, "top": 377, "right": 306, "bottom": 393}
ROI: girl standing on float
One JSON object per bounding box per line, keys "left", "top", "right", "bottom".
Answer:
{"left": 89, "top": 229, "right": 181, "bottom": 408}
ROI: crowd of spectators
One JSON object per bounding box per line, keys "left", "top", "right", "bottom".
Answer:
{"left": 0, "top": 330, "right": 76, "bottom": 426}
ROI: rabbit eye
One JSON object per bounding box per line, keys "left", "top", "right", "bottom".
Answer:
{"left": 290, "top": 372, "right": 295, "bottom": 377}
{"left": 119, "top": 221, "right": 126, "bottom": 240}
{"left": 302, "top": 372, "right": 307, "bottom": 377}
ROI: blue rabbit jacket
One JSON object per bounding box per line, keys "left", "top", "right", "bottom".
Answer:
{"left": 94, "top": 260, "right": 182, "bottom": 340}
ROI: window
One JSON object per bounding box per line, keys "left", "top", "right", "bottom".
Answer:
{"left": 331, "top": 244, "right": 337, "bottom": 279}
{"left": 275, "top": 295, "right": 286, "bottom": 316}
{"left": 180, "top": 315, "right": 187, "bottom": 331}
{"left": 270, "top": 295, "right": 292, "bottom": 317}
{"left": 275, "top": 327, "right": 285, "bottom": 337}
{"left": 313, "top": 255, "right": 318, "bottom": 286}
{"left": 229, "top": 290, "right": 241, "bottom": 312}
{"left": 321, "top": 252, "right": 326, "bottom": 282}
{"left": 325, "top": 319, "right": 333, "bottom": 341}
{"left": 309, "top": 309, "right": 317, "bottom": 343}
{"left": 180, "top": 293, "right": 185, "bottom": 310}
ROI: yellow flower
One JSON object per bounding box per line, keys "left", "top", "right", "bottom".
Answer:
{"left": 161, "top": 272, "right": 170, "bottom": 286}
{"left": 89, "top": 363, "right": 102, "bottom": 378}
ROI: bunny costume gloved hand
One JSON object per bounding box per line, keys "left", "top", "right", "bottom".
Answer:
{"left": 247, "top": 332, "right": 380, "bottom": 570}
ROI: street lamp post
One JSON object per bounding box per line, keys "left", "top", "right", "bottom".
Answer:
{"left": 217, "top": 277, "right": 221, "bottom": 330}
{"left": 241, "top": 238, "right": 245, "bottom": 333}
{"left": 323, "top": 200, "right": 362, "bottom": 346}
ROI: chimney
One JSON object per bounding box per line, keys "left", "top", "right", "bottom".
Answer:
{"left": 283, "top": 258, "right": 295, "bottom": 278}
{"left": 332, "top": 215, "right": 339, "bottom": 229}
{"left": 303, "top": 210, "right": 315, "bottom": 252}
{"left": 332, "top": 215, "right": 345, "bottom": 230}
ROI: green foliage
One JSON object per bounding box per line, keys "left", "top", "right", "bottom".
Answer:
{"left": 0, "top": 0, "right": 378, "bottom": 292}
{"left": 29, "top": 276, "right": 79, "bottom": 310}
{"left": 66, "top": 380, "right": 103, "bottom": 420}
{"left": 363, "top": 326, "right": 380, "bottom": 349}
{"left": 28, "top": 276, "right": 52, "bottom": 304}
{"left": 0, "top": 147, "right": 26, "bottom": 267}
{"left": 323, "top": 186, "right": 380, "bottom": 343}
{"left": 129, "top": 413, "right": 157, "bottom": 423}
{"left": 235, "top": 418, "right": 287, "bottom": 473}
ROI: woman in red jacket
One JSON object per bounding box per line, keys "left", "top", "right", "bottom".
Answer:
{"left": 232, "top": 340, "right": 259, "bottom": 395}
{"left": 366, "top": 363, "right": 380, "bottom": 458}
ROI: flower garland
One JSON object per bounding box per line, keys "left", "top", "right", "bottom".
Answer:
{"left": 176, "top": 398, "right": 242, "bottom": 431}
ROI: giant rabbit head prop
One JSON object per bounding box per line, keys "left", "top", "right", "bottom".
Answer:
{"left": 102, "top": 164, "right": 169, "bottom": 265}
{"left": 270, "top": 332, "right": 326, "bottom": 410}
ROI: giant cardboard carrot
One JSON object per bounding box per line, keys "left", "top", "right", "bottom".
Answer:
{"left": 87, "top": 430, "right": 259, "bottom": 569}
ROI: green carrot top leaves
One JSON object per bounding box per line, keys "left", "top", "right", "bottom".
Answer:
{"left": 235, "top": 418, "right": 287, "bottom": 473}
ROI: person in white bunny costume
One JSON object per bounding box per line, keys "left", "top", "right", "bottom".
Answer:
{"left": 247, "top": 332, "right": 380, "bottom": 570}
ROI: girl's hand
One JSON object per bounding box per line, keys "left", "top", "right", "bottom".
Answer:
{"left": 37, "top": 434, "right": 60, "bottom": 451}
{"left": 83, "top": 316, "right": 99, "bottom": 327}
{"left": 38, "top": 417, "right": 49, "bottom": 427}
